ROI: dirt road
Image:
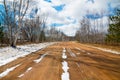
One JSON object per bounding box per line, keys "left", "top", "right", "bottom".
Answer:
{"left": 0, "top": 42, "right": 120, "bottom": 80}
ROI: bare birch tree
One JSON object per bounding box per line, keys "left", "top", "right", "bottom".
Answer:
{"left": 3, "top": 0, "right": 30, "bottom": 47}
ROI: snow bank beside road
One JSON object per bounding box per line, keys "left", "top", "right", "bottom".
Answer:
{"left": 90, "top": 46, "right": 120, "bottom": 54}
{"left": 0, "top": 42, "right": 55, "bottom": 66}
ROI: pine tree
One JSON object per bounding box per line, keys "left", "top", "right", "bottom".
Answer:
{"left": 40, "top": 30, "right": 46, "bottom": 42}
{"left": 106, "top": 9, "right": 120, "bottom": 44}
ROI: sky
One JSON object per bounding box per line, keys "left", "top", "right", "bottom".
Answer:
{"left": 32, "top": 0, "right": 120, "bottom": 36}
{"left": 0, "top": 0, "right": 120, "bottom": 36}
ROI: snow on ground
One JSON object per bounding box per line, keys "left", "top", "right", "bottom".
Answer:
{"left": 75, "top": 47, "right": 81, "bottom": 51}
{"left": 62, "top": 48, "right": 67, "bottom": 59}
{"left": 63, "top": 48, "right": 66, "bottom": 53}
{"left": 61, "top": 48, "right": 70, "bottom": 80}
{"left": 26, "top": 67, "right": 32, "bottom": 73}
{"left": 62, "top": 52, "right": 67, "bottom": 59}
{"left": 75, "top": 47, "right": 85, "bottom": 52}
{"left": 76, "top": 63, "right": 80, "bottom": 67}
{"left": 67, "top": 48, "right": 76, "bottom": 57}
{"left": 61, "top": 61, "right": 70, "bottom": 80}
{"left": 18, "top": 67, "right": 32, "bottom": 78}
{"left": 0, "top": 64, "right": 21, "bottom": 78}
{"left": 0, "top": 42, "right": 56, "bottom": 66}
{"left": 89, "top": 46, "right": 120, "bottom": 54}
{"left": 18, "top": 74, "right": 24, "bottom": 78}
{"left": 34, "top": 52, "right": 48, "bottom": 63}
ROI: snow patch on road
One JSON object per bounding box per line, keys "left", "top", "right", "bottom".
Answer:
{"left": 0, "top": 64, "right": 21, "bottom": 78}
{"left": 75, "top": 47, "right": 81, "bottom": 51}
{"left": 18, "top": 67, "right": 32, "bottom": 78}
{"left": 75, "top": 47, "right": 85, "bottom": 52}
{"left": 62, "top": 48, "right": 67, "bottom": 59}
{"left": 18, "top": 74, "right": 24, "bottom": 78}
{"left": 0, "top": 42, "right": 55, "bottom": 66}
{"left": 62, "top": 52, "right": 67, "bottom": 59}
{"left": 76, "top": 63, "right": 80, "bottom": 67}
{"left": 34, "top": 52, "right": 48, "bottom": 63}
{"left": 26, "top": 67, "right": 32, "bottom": 72}
{"left": 63, "top": 48, "right": 66, "bottom": 53}
{"left": 61, "top": 61, "right": 70, "bottom": 80}
{"left": 67, "top": 48, "right": 76, "bottom": 57}
{"left": 61, "top": 48, "right": 70, "bottom": 80}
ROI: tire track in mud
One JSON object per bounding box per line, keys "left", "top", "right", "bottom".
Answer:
{"left": 0, "top": 42, "right": 120, "bottom": 80}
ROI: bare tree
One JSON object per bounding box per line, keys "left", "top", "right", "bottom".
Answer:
{"left": 21, "top": 15, "right": 47, "bottom": 43}
{"left": 3, "top": 0, "right": 30, "bottom": 47}
{"left": 75, "top": 10, "right": 107, "bottom": 44}
{"left": 76, "top": 17, "right": 91, "bottom": 43}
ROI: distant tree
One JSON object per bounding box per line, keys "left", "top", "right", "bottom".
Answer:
{"left": 22, "top": 15, "right": 47, "bottom": 43}
{"left": 75, "top": 17, "right": 91, "bottom": 43}
{"left": 40, "top": 30, "right": 46, "bottom": 42}
{"left": 106, "top": 9, "right": 120, "bottom": 44}
{"left": 0, "top": 23, "right": 4, "bottom": 43}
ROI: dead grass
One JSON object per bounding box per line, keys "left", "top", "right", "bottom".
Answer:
{"left": 92, "top": 44, "right": 120, "bottom": 52}
{"left": 77, "top": 42, "right": 120, "bottom": 52}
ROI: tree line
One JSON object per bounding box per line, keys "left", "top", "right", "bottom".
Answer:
{"left": 106, "top": 9, "right": 120, "bottom": 45}
{"left": 0, "top": 0, "right": 119, "bottom": 47}
{"left": 75, "top": 9, "right": 120, "bottom": 45}
{"left": 0, "top": 0, "right": 66, "bottom": 47}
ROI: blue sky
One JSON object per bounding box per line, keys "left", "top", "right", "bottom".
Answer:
{"left": 0, "top": 4, "right": 5, "bottom": 24}
{"left": 0, "top": 0, "right": 120, "bottom": 36}
{"left": 44, "top": 0, "right": 52, "bottom": 3}
{"left": 52, "top": 4, "right": 65, "bottom": 12}
{"left": 42, "top": 0, "right": 120, "bottom": 36}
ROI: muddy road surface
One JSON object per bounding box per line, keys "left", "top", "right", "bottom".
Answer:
{"left": 0, "top": 42, "right": 120, "bottom": 80}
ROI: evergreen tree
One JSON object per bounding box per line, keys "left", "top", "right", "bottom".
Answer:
{"left": 40, "top": 30, "right": 46, "bottom": 42}
{"left": 106, "top": 9, "right": 120, "bottom": 44}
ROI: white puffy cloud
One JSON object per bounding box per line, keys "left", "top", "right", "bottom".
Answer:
{"left": 56, "top": 23, "right": 80, "bottom": 36}
{"left": 49, "top": 0, "right": 119, "bottom": 36}
{"left": 1, "top": 0, "right": 119, "bottom": 36}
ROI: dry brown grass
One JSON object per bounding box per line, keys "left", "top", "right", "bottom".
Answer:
{"left": 76, "top": 42, "right": 120, "bottom": 52}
